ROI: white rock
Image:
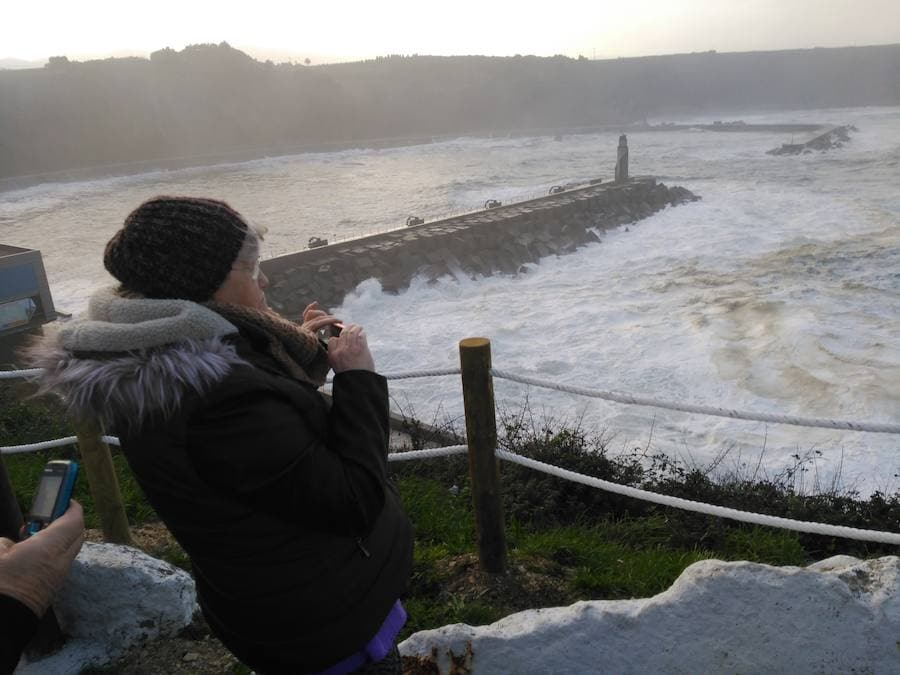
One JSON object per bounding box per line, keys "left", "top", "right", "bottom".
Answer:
{"left": 400, "top": 555, "right": 900, "bottom": 674}
{"left": 16, "top": 542, "right": 198, "bottom": 675}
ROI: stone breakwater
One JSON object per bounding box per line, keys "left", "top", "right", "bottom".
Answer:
{"left": 262, "top": 178, "right": 699, "bottom": 316}
{"left": 767, "top": 124, "right": 855, "bottom": 155}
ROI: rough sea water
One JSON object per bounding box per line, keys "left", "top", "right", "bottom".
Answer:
{"left": 1, "top": 105, "right": 898, "bottom": 495}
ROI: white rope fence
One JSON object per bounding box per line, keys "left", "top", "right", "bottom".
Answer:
{"left": 1, "top": 436, "right": 80, "bottom": 454}
{"left": 326, "top": 367, "right": 462, "bottom": 384}
{"left": 1, "top": 435, "right": 120, "bottom": 454}
{"left": 0, "top": 436, "right": 463, "bottom": 459}
{"left": 4, "top": 363, "right": 899, "bottom": 544}
{"left": 388, "top": 445, "right": 468, "bottom": 461}
{"left": 496, "top": 449, "right": 900, "bottom": 545}
{"left": 383, "top": 368, "right": 461, "bottom": 381}
{"left": 2, "top": 435, "right": 462, "bottom": 457}
{"left": 491, "top": 369, "right": 900, "bottom": 434}
{"left": 0, "top": 368, "right": 43, "bottom": 380}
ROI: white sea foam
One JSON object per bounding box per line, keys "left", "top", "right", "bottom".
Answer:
{"left": 1, "top": 105, "right": 898, "bottom": 494}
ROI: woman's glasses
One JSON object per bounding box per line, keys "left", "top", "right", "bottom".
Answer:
{"left": 233, "top": 258, "right": 261, "bottom": 280}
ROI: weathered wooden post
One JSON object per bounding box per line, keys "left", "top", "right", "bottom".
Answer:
{"left": 75, "top": 420, "right": 134, "bottom": 546}
{"left": 458, "top": 337, "right": 507, "bottom": 574}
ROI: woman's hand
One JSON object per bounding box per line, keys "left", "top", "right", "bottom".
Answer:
{"left": 327, "top": 324, "right": 375, "bottom": 373}
{"left": 301, "top": 301, "right": 343, "bottom": 335}
{"left": 0, "top": 501, "right": 84, "bottom": 617}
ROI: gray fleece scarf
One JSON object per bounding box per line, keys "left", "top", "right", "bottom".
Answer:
{"left": 204, "top": 301, "right": 329, "bottom": 388}
{"left": 26, "top": 287, "right": 323, "bottom": 428}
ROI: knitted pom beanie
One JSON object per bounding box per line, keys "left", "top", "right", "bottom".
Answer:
{"left": 104, "top": 196, "right": 249, "bottom": 301}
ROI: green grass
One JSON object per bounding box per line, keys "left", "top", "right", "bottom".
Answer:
{"left": 396, "top": 477, "right": 474, "bottom": 552}
{"left": 514, "top": 525, "right": 707, "bottom": 598}
{"left": 393, "top": 476, "right": 810, "bottom": 638}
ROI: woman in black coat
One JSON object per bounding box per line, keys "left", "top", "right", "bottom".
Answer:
{"left": 31, "top": 196, "right": 413, "bottom": 674}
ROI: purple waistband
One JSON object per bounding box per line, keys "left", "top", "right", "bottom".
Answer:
{"left": 317, "top": 600, "right": 407, "bottom": 675}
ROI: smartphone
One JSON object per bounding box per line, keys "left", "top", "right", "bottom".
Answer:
{"left": 316, "top": 322, "right": 345, "bottom": 346}
{"left": 25, "top": 460, "right": 79, "bottom": 538}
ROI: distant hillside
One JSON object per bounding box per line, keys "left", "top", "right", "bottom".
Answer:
{"left": 0, "top": 42, "right": 898, "bottom": 181}
{"left": 0, "top": 58, "right": 45, "bottom": 70}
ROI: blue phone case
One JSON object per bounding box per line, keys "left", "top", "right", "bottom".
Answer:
{"left": 51, "top": 461, "right": 79, "bottom": 520}
{"left": 25, "top": 460, "right": 78, "bottom": 537}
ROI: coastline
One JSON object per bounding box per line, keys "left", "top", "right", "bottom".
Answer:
{"left": 0, "top": 121, "right": 824, "bottom": 195}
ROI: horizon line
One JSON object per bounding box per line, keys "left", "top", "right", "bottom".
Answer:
{"left": 3, "top": 40, "right": 900, "bottom": 69}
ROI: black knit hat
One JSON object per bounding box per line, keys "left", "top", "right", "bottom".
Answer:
{"left": 104, "top": 196, "right": 249, "bottom": 301}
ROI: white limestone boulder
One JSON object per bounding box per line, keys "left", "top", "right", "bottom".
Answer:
{"left": 16, "top": 542, "right": 198, "bottom": 674}
{"left": 400, "top": 555, "right": 900, "bottom": 674}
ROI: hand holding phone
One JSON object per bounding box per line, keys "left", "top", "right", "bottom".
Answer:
{"left": 25, "top": 460, "right": 79, "bottom": 538}
{"left": 0, "top": 500, "right": 84, "bottom": 617}
{"left": 327, "top": 324, "right": 375, "bottom": 373}
{"left": 301, "top": 300, "right": 344, "bottom": 344}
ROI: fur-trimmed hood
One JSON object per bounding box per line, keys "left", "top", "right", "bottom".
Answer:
{"left": 27, "top": 287, "right": 247, "bottom": 427}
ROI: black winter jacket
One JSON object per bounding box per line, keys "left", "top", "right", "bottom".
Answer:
{"left": 71, "top": 338, "right": 411, "bottom": 675}
{"left": 120, "top": 336, "right": 413, "bottom": 673}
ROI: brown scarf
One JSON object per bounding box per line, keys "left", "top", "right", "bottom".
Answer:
{"left": 205, "top": 302, "right": 330, "bottom": 387}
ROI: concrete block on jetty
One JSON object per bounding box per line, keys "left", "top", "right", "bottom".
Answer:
{"left": 262, "top": 178, "right": 700, "bottom": 316}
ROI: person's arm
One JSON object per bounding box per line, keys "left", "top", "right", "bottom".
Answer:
{"left": 0, "top": 501, "right": 84, "bottom": 673}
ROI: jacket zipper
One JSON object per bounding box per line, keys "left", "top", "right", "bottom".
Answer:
{"left": 356, "top": 537, "right": 371, "bottom": 558}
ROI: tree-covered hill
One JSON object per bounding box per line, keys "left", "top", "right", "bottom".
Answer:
{"left": 1, "top": 42, "right": 898, "bottom": 179}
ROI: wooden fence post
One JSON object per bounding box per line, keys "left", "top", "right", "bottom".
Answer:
{"left": 459, "top": 337, "right": 507, "bottom": 574}
{"left": 75, "top": 420, "right": 134, "bottom": 546}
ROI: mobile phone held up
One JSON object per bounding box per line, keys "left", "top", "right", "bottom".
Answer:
{"left": 25, "top": 460, "right": 78, "bottom": 538}
{"left": 316, "top": 322, "right": 345, "bottom": 348}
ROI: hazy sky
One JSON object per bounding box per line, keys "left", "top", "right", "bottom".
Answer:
{"left": 4, "top": 0, "right": 900, "bottom": 63}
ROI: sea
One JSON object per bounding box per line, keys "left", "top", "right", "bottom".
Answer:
{"left": 1, "top": 105, "right": 898, "bottom": 496}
